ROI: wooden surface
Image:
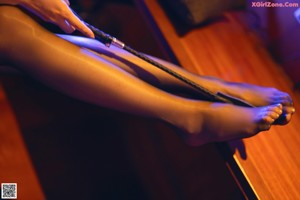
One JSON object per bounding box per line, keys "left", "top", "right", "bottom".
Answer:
{"left": 0, "top": 4, "right": 245, "bottom": 199}
{"left": 0, "top": 83, "right": 45, "bottom": 200}
{"left": 1, "top": 76, "right": 246, "bottom": 200}
{"left": 135, "top": 0, "right": 300, "bottom": 199}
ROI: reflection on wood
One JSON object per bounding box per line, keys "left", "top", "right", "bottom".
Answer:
{"left": 135, "top": 0, "right": 300, "bottom": 199}
{"left": 0, "top": 84, "right": 45, "bottom": 200}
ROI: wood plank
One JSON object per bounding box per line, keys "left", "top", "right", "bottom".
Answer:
{"left": 0, "top": 83, "right": 45, "bottom": 200}
{"left": 135, "top": 0, "right": 300, "bottom": 199}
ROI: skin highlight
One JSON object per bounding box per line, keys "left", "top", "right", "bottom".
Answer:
{"left": 0, "top": 5, "right": 294, "bottom": 146}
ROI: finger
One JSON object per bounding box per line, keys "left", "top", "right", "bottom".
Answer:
{"left": 64, "top": 8, "right": 95, "bottom": 38}
{"left": 57, "top": 19, "right": 76, "bottom": 34}
{"left": 63, "top": 0, "right": 70, "bottom": 6}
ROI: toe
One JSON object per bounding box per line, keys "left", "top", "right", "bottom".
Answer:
{"left": 280, "top": 98, "right": 293, "bottom": 107}
{"left": 266, "top": 104, "right": 282, "bottom": 115}
{"left": 283, "top": 106, "right": 296, "bottom": 115}
{"left": 284, "top": 113, "right": 293, "bottom": 124}
{"left": 268, "top": 111, "right": 280, "bottom": 120}
{"left": 262, "top": 115, "right": 275, "bottom": 124}
{"left": 271, "top": 90, "right": 293, "bottom": 106}
{"left": 277, "top": 94, "right": 293, "bottom": 106}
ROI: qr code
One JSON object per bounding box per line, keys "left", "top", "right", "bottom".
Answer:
{"left": 1, "top": 183, "right": 17, "bottom": 199}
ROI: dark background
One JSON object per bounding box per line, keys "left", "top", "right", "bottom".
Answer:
{"left": 5, "top": 0, "right": 298, "bottom": 199}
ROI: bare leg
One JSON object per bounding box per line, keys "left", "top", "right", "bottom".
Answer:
{"left": 0, "top": 6, "right": 282, "bottom": 145}
{"left": 58, "top": 35, "right": 294, "bottom": 125}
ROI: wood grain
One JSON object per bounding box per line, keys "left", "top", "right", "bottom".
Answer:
{"left": 136, "top": 0, "right": 300, "bottom": 199}
{"left": 0, "top": 83, "right": 45, "bottom": 200}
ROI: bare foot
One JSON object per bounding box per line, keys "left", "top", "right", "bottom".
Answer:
{"left": 179, "top": 103, "right": 282, "bottom": 146}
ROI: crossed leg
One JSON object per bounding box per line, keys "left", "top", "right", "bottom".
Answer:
{"left": 0, "top": 6, "right": 285, "bottom": 145}
{"left": 58, "top": 34, "right": 294, "bottom": 125}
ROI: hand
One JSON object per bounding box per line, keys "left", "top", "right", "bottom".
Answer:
{"left": 19, "top": 0, "right": 94, "bottom": 38}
